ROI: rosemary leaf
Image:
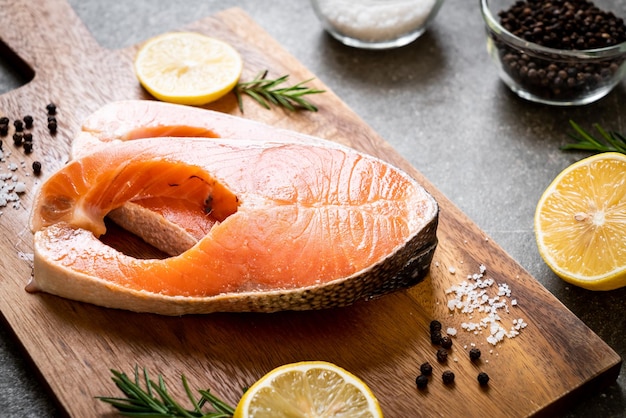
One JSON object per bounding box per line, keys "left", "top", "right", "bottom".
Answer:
{"left": 560, "top": 142, "right": 606, "bottom": 151}
{"left": 182, "top": 375, "right": 203, "bottom": 414}
{"left": 142, "top": 367, "right": 155, "bottom": 399}
{"left": 562, "top": 120, "right": 626, "bottom": 155}
{"left": 111, "top": 370, "right": 168, "bottom": 413}
{"left": 96, "top": 397, "right": 149, "bottom": 412}
{"left": 98, "top": 367, "right": 236, "bottom": 418}
{"left": 235, "top": 70, "right": 325, "bottom": 113}
{"left": 605, "top": 131, "right": 626, "bottom": 152}
{"left": 245, "top": 89, "right": 271, "bottom": 109}
{"left": 197, "top": 390, "right": 236, "bottom": 415}
{"left": 569, "top": 120, "right": 606, "bottom": 148}
{"left": 149, "top": 381, "right": 195, "bottom": 418}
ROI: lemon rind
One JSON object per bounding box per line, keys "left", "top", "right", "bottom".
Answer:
{"left": 534, "top": 152, "right": 626, "bottom": 291}
{"left": 134, "top": 32, "right": 243, "bottom": 106}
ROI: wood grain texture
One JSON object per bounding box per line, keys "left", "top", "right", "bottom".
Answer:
{"left": 0, "top": 0, "right": 621, "bottom": 416}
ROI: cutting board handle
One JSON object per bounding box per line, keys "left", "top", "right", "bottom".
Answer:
{"left": 0, "top": 0, "right": 140, "bottom": 125}
{"left": 0, "top": 0, "right": 101, "bottom": 82}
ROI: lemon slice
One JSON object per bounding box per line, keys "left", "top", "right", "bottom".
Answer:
{"left": 534, "top": 152, "right": 626, "bottom": 290}
{"left": 233, "top": 361, "right": 383, "bottom": 418}
{"left": 134, "top": 32, "right": 243, "bottom": 106}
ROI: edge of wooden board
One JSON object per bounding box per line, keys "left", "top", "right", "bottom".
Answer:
{"left": 0, "top": 4, "right": 620, "bottom": 417}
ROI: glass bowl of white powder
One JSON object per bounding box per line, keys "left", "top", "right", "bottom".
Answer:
{"left": 310, "top": 0, "right": 445, "bottom": 49}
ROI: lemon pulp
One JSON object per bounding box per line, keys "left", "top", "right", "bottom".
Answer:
{"left": 134, "top": 32, "right": 243, "bottom": 106}
{"left": 534, "top": 152, "right": 626, "bottom": 290}
{"left": 233, "top": 361, "right": 383, "bottom": 418}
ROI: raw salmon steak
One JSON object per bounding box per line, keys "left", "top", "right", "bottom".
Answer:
{"left": 72, "top": 100, "right": 333, "bottom": 255}
{"left": 30, "top": 107, "right": 438, "bottom": 315}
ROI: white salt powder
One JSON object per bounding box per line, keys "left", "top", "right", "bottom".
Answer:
{"left": 314, "top": 0, "right": 437, "bottom": 42}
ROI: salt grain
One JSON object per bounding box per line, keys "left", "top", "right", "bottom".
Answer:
{"left": 13, "top": 182, "right": 26, "bottom": 194}
{"left": 445, "top": 264, "right": 527, "bottom": 346}
{"left": 0, "top": 143, "right": 37, "bottom": 210}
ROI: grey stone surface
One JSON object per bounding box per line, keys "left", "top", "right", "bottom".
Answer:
{"left": 0, "top": 0, "right": 624, "bottom": 416}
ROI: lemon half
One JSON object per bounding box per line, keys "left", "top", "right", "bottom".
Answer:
{"left": 134, "top": 32, "right": 243, "bottom": 106}
{"left": 534, "top": 152, "right": 626, "bottom": 290}
{"left": 233, "top": 361, "right": 383, "bottom": 418}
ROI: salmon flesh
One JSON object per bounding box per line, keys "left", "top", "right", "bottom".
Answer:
{"left": 29, "top": 102, "right": 439, "bottom": 315}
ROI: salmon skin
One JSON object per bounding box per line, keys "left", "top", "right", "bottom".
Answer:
{"left": 30, "top": 104, "right": 439, "bottom": 315}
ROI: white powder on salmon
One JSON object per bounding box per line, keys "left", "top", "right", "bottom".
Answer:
{"left": 445, "top": 264, "right": 527, "bottom": 346}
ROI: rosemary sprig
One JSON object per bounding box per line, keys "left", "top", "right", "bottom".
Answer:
{"left": 97, "top": 366, "right": 236, "bottom": 417}
{"left": 561, "top": 120, "right": 626, "bottom": 155}
{"left": 235, "top": 70, "right": 325, "bottom": 113}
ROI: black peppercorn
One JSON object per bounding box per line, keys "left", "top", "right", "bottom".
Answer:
{"left": 0, "top": 125, "right": 7, "bottom": 136}
{"left": 32, "top": 161, "right": 42, "bottom": 175}
{"left": 23, "top": 115, "right": 33, "bottom": 129}
{"left": 436, "top": 348, "right": 448, "bottom": 363}
{"left": 0, "top": 116, "right": 9, "bottom": 125}
{"left": 46, "top": 102, "right": 57, "bottom": 115}
{"left": 48, "top": 120, "right": 57, "bottom": 133}
{"left": 420, "top": 362, "right": 433, "bottom": 376}
{"left": 440, "top": 336, "right": 453, "bottom": 349}
{"left": 430, "top": 331, "right": 442, "bottom": 345}
{"left": 494, "top": 0, "right": 626, "bottom": 102}
{"left": 13, "top": 119, "right": 23, "bottom": 132}
{"left": 469, "top": 348, "right": 482, "bottom": 362}
{"left": 12, "top": 132, "right": 23, "bottom": 146}
{"left": 23, "top": 133, "right": 32, "bottom": 142}
{"left": 499, "top": 0, "right": 626, "bottom": 49}
{"left": 23, "top": 141, "right": 33, "bottom": 154}
{"left": 415, "top": 374, "right": 429, "bottom": 389}
{"left": 429, "top": 320, "right": 442, "bottom": 332}
{"left": 478, "top": 372, "right": 490, "bottom": 386}
{"left": 442, "top": 370, "right": 455, "bottom": 385}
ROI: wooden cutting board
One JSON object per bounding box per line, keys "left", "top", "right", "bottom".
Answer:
{"left": 0, "top": 1, "right": 621, "bottom": 416}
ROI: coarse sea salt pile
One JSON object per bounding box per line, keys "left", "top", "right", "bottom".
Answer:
{"left": 0, "top": 148, "right": 28, "bottom": 213}
{"left": 445, "top": 264, "right": 527, "bottom": 346}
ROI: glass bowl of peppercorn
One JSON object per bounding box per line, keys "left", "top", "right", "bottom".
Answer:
{"left": 480, "top": 0, "right": 626, "bottom": 106}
